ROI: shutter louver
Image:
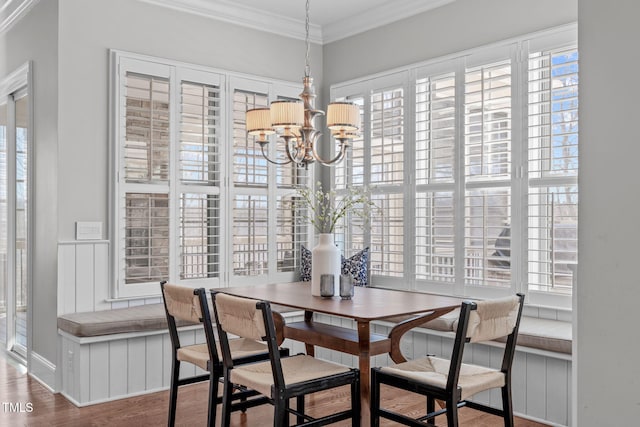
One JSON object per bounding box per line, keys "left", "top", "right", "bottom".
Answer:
{"left": 465, "top": 60, "right": 511, "bottom": 180}
{"left": 233, "top": 90, "right": 268, "bottom": 187}
{"left": 276, "top": 195, "right": 305, "bottom": 273}
{"left": 528, "top": 48, "right": 578, "bottom": 178}
{"left": 180, "top": 193, "right": 220, "bottom": 279}
{"left": 464, "top": 188, "right": 511, "bottom": 287}
{"left": 233, "top": 195, "right": 268, "bottom": 276}
{"left": 528, "top": 186, "right": 577, "bottom": 292}
{"left": 371, "top": 193, "right": 404, "bottom": 277}
{"left": 336, "top": 97, "right": 365, "bottom": 190}
{"left": 124, "top": 193, "right": 170, "bottom": 283}
{"left": 416, "top": 73, "right": 456, "bottom": 184}
{"left": 371, "top": 88, "right": 404, "bottom": 185}
{"left": 415, "top": 192, "right": 455, "bottom": 282}
{"left": 180, "top": 82, "right": 220, "bottom": 185}
{"left": 124, "top": 73, "right": 170, "bottom": 183}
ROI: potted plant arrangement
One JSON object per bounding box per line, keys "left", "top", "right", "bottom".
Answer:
{"left": 296, "top": 181, "right": 376, "bottom": 296}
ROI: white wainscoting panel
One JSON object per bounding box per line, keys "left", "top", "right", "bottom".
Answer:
{"left": 58, "top": 241, "right": 111, "bottom": 315}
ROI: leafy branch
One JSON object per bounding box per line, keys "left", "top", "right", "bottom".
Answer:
{"left": 296, "top": 181, "right": 377, "bottom": 234}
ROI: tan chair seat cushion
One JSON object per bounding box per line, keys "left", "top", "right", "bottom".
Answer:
{"left": 381, "top": 356, "right": 505, "bottom": 401}
{"left": 178, "top": 338, "right": 269, "bottom": 371}
{"left": 230, "top": 354, "right": 351, "bottom": 397}
{"left": 57, "top": 303, "right": 196, "bottom": 337}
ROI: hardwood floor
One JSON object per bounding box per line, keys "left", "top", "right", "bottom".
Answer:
{"left": 0, "top": 353, "right": 549, "bottom": 426}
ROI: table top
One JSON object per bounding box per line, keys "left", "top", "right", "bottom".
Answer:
{"left": 214, "top": 282, "right": 465, "bottom": 322}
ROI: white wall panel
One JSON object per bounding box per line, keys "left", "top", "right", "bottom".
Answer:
{"left": 109, "top": 340, "right": 128, "bottom": 397}
{"left": 75, "top": 244, "right": 95, "bottom": 312}
{"left": 127, "top": 337, "right": 146, "bottom": 394}
{"left": 89, "top": 342, "right": 109, "bottom": 401}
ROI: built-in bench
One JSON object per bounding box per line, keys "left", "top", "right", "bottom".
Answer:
{"left": 56, "top": 303, "right": 304, "bottom": 407}
{"left": 57, "top": 301, "right": 571, "bottom": 425}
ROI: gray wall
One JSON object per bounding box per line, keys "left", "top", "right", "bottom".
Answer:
{"left": 322, "top": 0, "right": 578, "bottom": 93}
{"left": 578, "top": 1, "right": 640, "bottom": 425}
{"left": 57, "top": 0, "right": 323, "bottom": 241}
{"left": 0, "top": 0, "right": 59, "bottom": 364}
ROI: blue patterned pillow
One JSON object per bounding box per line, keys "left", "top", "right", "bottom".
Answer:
{"left": 300, "top": 245, "right": 312, "bottom": 281}
{"left": 341, "top": 247, "right": 369, "bottom": 287}
{"left": 300, "top": 245, "right": 369, "bottom": 286}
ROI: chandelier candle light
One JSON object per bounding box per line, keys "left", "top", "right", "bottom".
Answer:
{"left": 245, "top": 0, "right": 361, "bottom": 168}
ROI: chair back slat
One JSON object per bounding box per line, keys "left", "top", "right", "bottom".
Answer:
{"left": 465, "top": 295, "right": 520, "bottom": 343}
{"left": 214, "top": 293, "right": 266, "bottom": 341}
{"left": 162, "top": 283, "right": 203, "bottom": 324}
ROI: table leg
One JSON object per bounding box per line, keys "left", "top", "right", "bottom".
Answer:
{"left": 304, "top": 310, "right": 315, "bottom": 357}
{"left": 357, "top": 320, "right": 371, "bottom": 424}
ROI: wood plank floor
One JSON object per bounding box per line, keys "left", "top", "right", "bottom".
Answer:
{"left": 0, "top": 353, "right": 549, "bottom": 426}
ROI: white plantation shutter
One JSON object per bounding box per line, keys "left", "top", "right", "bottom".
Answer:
{"left": 415, "top": 191, "right": 455, "bottom": 282}
{"left": 179, "top": 193, "right": 220, "bottom": 279}
{"left": 416, "top": 73, "right": 456, "bottom": 185}
{"left": 414, "top": 71, "right": 456, "bottom": 284}
{"left": 120, "top": 68, "right": 172, "bottom": 290}
{"left": 124, "top": 192, "right": 170, "bottom": 284}
{"left": 178, "top": 79, "right": 223, "bottom": 280}
{"left": 276, "top": 195, "right": 306, "bottom": 273}
{"left": 230, "top": 80, "right": 310, "bottom": 281}
{"left": 335, "top": 97, "right": 365, "bottom": 190}
{"left": 464, "top": 188, "right": 511, "bottom": 287}
{"left": 179, "top": 82, "right": 220, "bottom": 186}
{"left": 113, "top": 52, "right": 309, "bottom": 296}
{"left": 330, "top": 28, "right": 578, "bottom": 306}
{"left": 371, "top": 193, "right": 404, "bottom": 277}
{"left": 232, "top": 195, "right": 268, "bottom": 276}
{"left": 233, "top": 90, "right": 269, "bottom": 187}
{"left": 463, "top": 58, "right": 513, "bottom": 289}
{"left": 371, "top": 87, "right": 404, "bottom": 185}
{"left": 464, "top": 60, "right": 511, "bottom": 180}
{"left": 124, "top": 73, "right": 170, "bottom": 183}
{"left": 527, "top": 47, "right": 579, "bottom": 294}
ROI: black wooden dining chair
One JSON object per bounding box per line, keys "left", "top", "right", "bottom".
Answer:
{"left": 211, "top": 290, "right": 361, "bottom": 427}
{"left": 160, "top": 282, "right": 287, "bottom": 426}
{"left": 371, "top": 293, "right": 525, "bottom": 427}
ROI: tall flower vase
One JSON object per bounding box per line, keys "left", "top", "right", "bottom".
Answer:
{"left": 311, "top": 234, "right": 341, "bottom": 296}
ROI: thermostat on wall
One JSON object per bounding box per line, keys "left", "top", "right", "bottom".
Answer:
{"left": 76, "top": 221, "right": 103, "bottom": 240}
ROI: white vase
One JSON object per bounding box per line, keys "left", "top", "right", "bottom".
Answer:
{"left": 311, "top": 233, "right": 341, "bottom": 296}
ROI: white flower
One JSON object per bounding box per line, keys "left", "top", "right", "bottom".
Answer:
{"left": 296, "top": 182, "right": 377, "bottom": 234}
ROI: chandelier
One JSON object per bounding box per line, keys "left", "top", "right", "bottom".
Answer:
{"left": 245, "top": 0, "right": 361, "bottom": 168}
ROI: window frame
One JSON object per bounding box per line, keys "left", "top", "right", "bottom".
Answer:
{"left": 330, "top": 24, "right": 578, "bottom": 309}
{"left": 110, "top": 50, "right": 311, "bottom": 298}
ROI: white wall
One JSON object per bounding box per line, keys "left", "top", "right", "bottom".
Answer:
{"left": 577, "top": 1, "right": 640, "bottom": 425}
{"left": 0, "top": 0, "right": 59, "bottom": 365}
{"left": 56, "top": 0, "right": 323, "bottom": 241}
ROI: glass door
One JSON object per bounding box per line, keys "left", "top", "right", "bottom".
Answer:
{"left": 0, "top": 100, "right": 6, "bottom": 351}
{"left": 0, "top": 87, "right": 29, "bottom": 359}
{"left": 13, "top": 90, "right": 28, "bottom": 357}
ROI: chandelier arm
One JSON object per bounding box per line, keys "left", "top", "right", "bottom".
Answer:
{"left": 259, "top": 142, "right": 292, "bottom": 166}
{"left": 310, "top": 138, "right": 349, "bottom": 166}
{"left": 283, "top": 135, "right": 306, "bottom": 164}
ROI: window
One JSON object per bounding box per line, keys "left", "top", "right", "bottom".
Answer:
{"left": 112, "top": 53, "right": 309, "bottom": 297}
{"left": 332, "top": 26, "right": 578, "bottom": 307}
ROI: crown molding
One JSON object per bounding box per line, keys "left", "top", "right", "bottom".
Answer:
{"left": 138, "top": 0, "right": 324, "bottom": 44}
{"left": 0, "top": 0, "right": 40, "bottom": 35}
{"left": 322, "top": 0, "right": 455, "bottom": 44}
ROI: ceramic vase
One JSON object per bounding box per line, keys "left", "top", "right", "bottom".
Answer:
{"left": 311, "top": 234, "right": 341, "bottom": 296}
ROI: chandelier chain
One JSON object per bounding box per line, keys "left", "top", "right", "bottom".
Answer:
{"left": 305, "top": 0, "right": 310, "bottom": 77}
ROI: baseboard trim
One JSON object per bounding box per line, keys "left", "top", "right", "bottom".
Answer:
{"left": 60, "top": 386, "right": 169, "bottom": 407}
{"left": 29, "top": 351, "right": 56, "bottom": 392}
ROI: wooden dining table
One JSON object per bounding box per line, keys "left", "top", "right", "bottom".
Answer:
{"left": 218, "top": 282, "right": 466, "bottom": 421}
